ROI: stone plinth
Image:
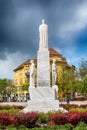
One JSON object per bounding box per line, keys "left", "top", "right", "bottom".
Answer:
{"left": 23, "top": 87, "right": 61, "bottom": 113}
{"left": 37, "top": 49, "right": 50, "bottom": 87}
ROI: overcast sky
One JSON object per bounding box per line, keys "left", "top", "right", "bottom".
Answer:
{"left": 0, "top": 0, "right": 87, "bottom": 79}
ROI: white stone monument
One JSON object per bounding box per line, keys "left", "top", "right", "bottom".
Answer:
{"left": 29, "top": 60, "right": 35, "bottom": 87}
{"left": 37, "top": 19, "right": 50, "bottom": 87}
{"left": 52, "top": 59, "right": 57, "bottom": 86}
{"left": 23, "top": 19, "right": 65, "bottom": 113}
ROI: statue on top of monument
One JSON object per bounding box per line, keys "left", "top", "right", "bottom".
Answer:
{"left": 52, "top": 59, "right": 58, "bottom": 86}
{"left": 29, "top": 60, "right": 35, "bottom": 87}
{"left": 39, "top": 19, "right": 48, "bottom": 49}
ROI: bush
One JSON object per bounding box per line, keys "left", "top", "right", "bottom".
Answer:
{"left": 38, "top": 113, "right": 49, "bottom": 124}
{"left": 0, "top": 113, "right": 14, "bottom": 126}
{"left": 0, "top": 112, "right": 39, "bottom": 128}
{"left": 67, "top": 112, "right": 81, "bottom": 126}
{"left": 50, "top": 112, "right": 81, "bottom": 126}
{"left": 0, "top": 105, "right": 24, "bottom": 110}
{"left": 0, "top": 108, "right": 20, "bottom": 114}
{"left": 0, "top": 125, "right": 4, "bottom": 130}
{"left": 60, "top": 104, "right": 78, "bottom": 111}
{"left": 13, "top": 112, "right": 39, "bottom": 128}
{"left": 81, "top": 112, "right": 87, "bottom": 123}
{"left": 50, "top": 113, "right": 67, "bottom": 125}
{"left": 6, "top": 125, "right": 17, "bottom": 130}
{"left": 73, "top": 122, "right": 87, "bottom": 130}
{"left": 0, "top": 105, "right": 11, "bottom": 110}
{"left": 70, "top": 107, "right": 87, "bottom": 113}
{"left": 17, "top": 125, "right": 29, "bottom": 130}
{"left": 13, "top": 106, "right": 24, "bottom": 110}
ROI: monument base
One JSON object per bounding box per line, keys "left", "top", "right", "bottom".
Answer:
{"left": 22, "top": 87, "right": 66, "bottom": 113}
{"left": 37, "top": 49, "right": 50, "bottom": 87}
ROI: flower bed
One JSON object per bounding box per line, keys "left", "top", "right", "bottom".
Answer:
{"left": 60, "top": 104, "right": 87, "bottom": 111}
{"left": 0, "top": 112, "right": 39, "bottom": 129}
{"left": 0, "top": 105, "right": 87, "bottom": 129}
{"left": 0, "top": 111, "right": 87, "bottom": 128}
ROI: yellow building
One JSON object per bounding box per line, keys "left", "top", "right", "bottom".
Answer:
{"left": 14, "top": 48, "right": 75, "bottom": 101}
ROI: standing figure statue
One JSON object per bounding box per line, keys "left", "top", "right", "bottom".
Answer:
{"left": 52, "top": 59, "right": 58, "bottom": 86}
{"left": 29, "top": 60, "right": 35, "bottom": 87}
{"left": 39, "top": 19, "right": 48, "bottom": 49}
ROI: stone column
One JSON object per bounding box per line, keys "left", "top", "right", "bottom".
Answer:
{"left": 37, "top": 19, "right": 50, "bottom": 87}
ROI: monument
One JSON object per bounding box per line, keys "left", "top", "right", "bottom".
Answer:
{"left": 23, "top": 19, "right": 64, "bottom": 113}
{"left": 37, "top": 19, "right": 50, "bottom": 87}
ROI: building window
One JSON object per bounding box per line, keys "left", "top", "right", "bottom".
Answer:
{"left": 20, "top": 71, "right": 23, "bottom": 76}
{"left": 20, "top": 78, "right": 23, "bottom": 85}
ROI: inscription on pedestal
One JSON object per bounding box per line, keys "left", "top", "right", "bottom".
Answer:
{"left": 38, "top": 80, "right": 50, "bottom": 87}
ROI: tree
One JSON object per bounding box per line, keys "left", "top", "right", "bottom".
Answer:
{"left": 0, "top": 78, "right": 14, "bottom": 101}
{"left": 78, "top": 58, "right": 87, "bottom": 96}
{"left": 79, "top": 58, "right": 87, "bottom": 80}
{"left": 59, "top": 70, "right": 76, "bottom": 99}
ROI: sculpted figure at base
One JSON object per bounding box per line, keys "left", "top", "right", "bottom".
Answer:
{"left": 52, "top": 59, "right": 58, "bottom": 86}
{"left": 29, "top": 60, "right": 35, "bottom": 87}
{"left": 39, "top": 19, "right": 48, "bottom": 49}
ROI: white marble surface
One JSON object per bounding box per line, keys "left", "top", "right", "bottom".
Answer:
{"left": 39, "top": 19, "right": 48, "bottom": 49}
{"left": 23, "top": 86, "right": 61, "bottom": 113}
{"left": 37, "top": 49, "right": 50, "bottom": 87}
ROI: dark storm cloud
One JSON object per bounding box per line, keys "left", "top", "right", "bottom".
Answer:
{"left": 0, "top": 0, "right": 86, "bottom": 59}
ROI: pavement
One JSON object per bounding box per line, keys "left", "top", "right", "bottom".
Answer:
{"left": 0, "top": 100, "right": 87, "bottom": 106}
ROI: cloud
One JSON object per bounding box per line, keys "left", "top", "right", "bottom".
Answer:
{"left": 57, "top": 1, "right": 87, "bottom": 38}
{"left": 0, "top": 51, "right": 29, "bottom": 79}
{"left": 0, "top": 0, "right": 87, "bottom": 78}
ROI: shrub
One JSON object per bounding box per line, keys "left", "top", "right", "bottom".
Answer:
{"left": 79, "top": 104, "right": 87, "bottom": 108}
{"left": 73, "top": 122, "right": 87, "bottom": 130}
{"left": 14, "top": 106, "right": 24, "bottom": 110}
{"left": 6, "top": 125, "right": 17, "bottom": 130}
{"left": 81, "top": 112, "right": 87, "bottom": 123}
{"left": 50, "top": 113, "right": 67, "bottom": 125}
{"left": 67, "top": 112, "right": 81, "bottom": 126}
{"left": 70, "top": 108, "right": 87, "bottom": 113}
{"left": 0, "top": 105, "right": 11, "bottom": 110}
{"left": 17, "top": 125, "right": 29, "bottom": 130}
{"left": 13, "top": 112, "right": 39, "bottom": 128}
{"left": 0, "top": 105, "right": 24, "bottom": 110}
{"left": 0, "top": 108, "right": 20, "bottom": 114}
{"left": 60, "top": 104, "right": 78, "bottom": 111}
{"left": 0, "top": 124, "right": 4, "bottom": 130}
{"left": 38, "top": 113, "right": 49, "bottom": 124}
{"left": 0, "top": 113, "right": 14, "bottom": 126}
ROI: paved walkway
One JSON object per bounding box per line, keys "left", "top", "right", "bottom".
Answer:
{"left": 60, "top": 100, "right": 87, "bottom": 105}
{"left": 0, "top": 102, "right": 27, "bottom": 106}
{"left": 0, "top": 100, "right": 87, "bottom": 106}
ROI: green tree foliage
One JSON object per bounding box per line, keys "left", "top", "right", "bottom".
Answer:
{"left": 21, "top": 83, "right": 29, "bottom": 91}
{"left": 78, "top": 58, "right": 87, "bottom": 96}
{"left": 0, "top": 78, "right": 14, "bottom": 101}
{"left": 59, "top": 69, "right": 76, "bottom": 99}
{"left": 79, "top": 58, "right": 87, "bottom": 80}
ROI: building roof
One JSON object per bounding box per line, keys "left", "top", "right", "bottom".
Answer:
{"left": 14, "top": 48, "right": 73, "bottom": 71}
{"left": 49, "top": 48, "right": 62, "bottom": 56}
{"left": 49, "top": 48, "right": 66, "bottom": 61}
{"left": 14, "top": 58, "right": 37, "bottom": 71}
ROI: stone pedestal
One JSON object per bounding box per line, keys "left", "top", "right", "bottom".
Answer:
{"left": 37, "top": 49, "right": 50, "bottom": 87}
{"left": 23, "top": 87, "right": 61, "bottom": 113}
